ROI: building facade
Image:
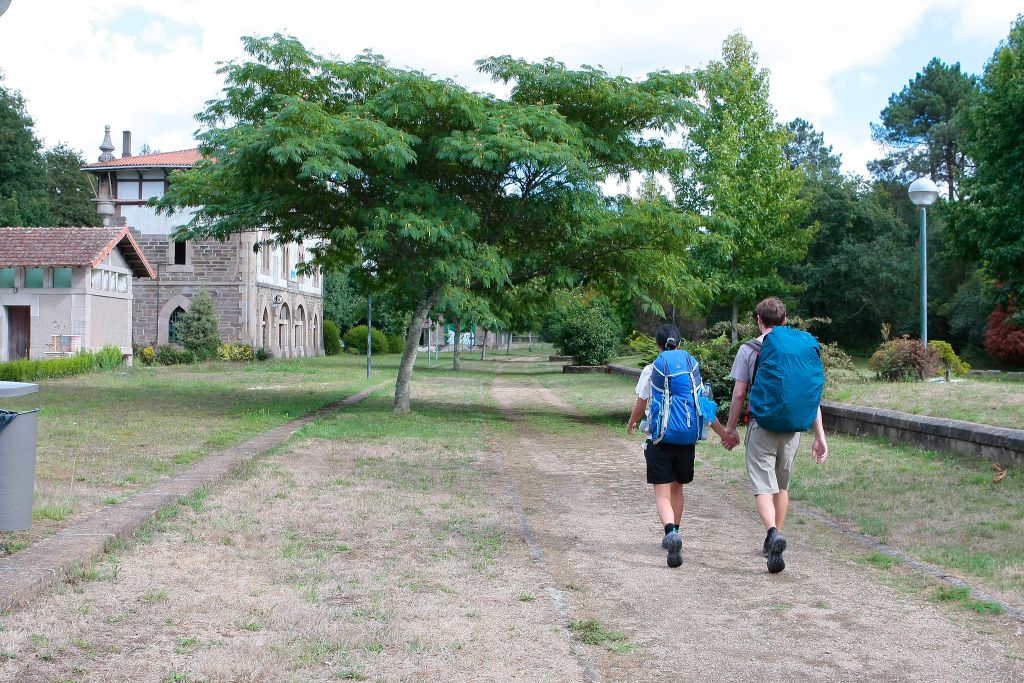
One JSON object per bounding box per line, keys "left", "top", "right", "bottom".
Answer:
{"left": 83, "top": 127, "right": 323, "bottom": 357}
{"left": 0, "top": 227, "right": 155, "bottom": 361}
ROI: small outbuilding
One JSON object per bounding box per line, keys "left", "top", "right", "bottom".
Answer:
{"left": 0, "top": 227, "right": 155, "bottom": 361}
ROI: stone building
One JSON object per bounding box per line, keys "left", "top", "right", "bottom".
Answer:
{"left": 82, "top": 127, "right": 323, "bottom": 357}
{"left": 0, "top": 227, "right": 154, "bottom": 361}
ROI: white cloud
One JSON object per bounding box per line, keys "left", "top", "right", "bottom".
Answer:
{"left": 0, "top": 0, "right": 1017, "bottom": 172}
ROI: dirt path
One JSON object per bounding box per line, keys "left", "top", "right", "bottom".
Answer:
{"left": 2, "top": 373, "right": 1022, "bottom": 682}
{"left": 491, "top": 376, "right": 1024, "bottom": 682}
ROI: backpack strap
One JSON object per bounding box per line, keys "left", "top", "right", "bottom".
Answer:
{"left": 742, "top": 338, "right": 762, "bottom": 425}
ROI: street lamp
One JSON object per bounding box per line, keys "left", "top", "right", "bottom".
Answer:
{"left": 908, "top": 177, "right": 939, "bottom": 345}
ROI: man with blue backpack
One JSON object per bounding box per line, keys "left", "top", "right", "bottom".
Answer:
{"left": 627, "top": 324, "right": 738, "bottom": 568}
{"left": 724, "top": 298, "right": 829, "bottom": 574}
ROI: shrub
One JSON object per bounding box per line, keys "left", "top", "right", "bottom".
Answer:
{"left": 389, "top": 334, "right": 406, "bottom": 354}
{"left": 983, "top": 304, "right": 1024, "bottom": 366}
{"left": 255, "top": 347, "right": 269, "bottom": 361}
{"left": 177, "top": 289, "right": 221, "bottom": 360}
{"left": 217, "top": 343, "right": 255, "bottom": 362}
{"left": 868, "top": 336, "right": 941, "bottom": 381}
{"left": 343, "top": 325, "right": 388, "bottom": 355}
{"left": 140, "top": 346, "right": 156, "bottom": 366}
{"left": 540, "top": 292, "right": 584, "bottom": 345}
{"left": 928, "top": 340, "right": 970, "bottom": 376}
{"left": 627, "top": 331, "right": 660, "bottom": 366}
{"left": 345, "top": 347, "right": 359, "bottom": 355}
{"left": 558, "top": 304, "right": 623, "bottom": 366}
{"left": 155, "top": 346, "right": 197, "bottom": 366}
{"left": 819, "top": 341, "right": 856, "bottom": 387}
{"left": 323, "top": 320, "right": 341, "bottom": 356}
{"left": 0, "top": 345, "right": 124, "bottom": 382}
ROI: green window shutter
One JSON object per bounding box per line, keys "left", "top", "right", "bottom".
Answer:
{"left": 53, "top": 267, "right": 73, "bottom": 288}
{"left": 25, "top": 268, "right": 45, "bottom": 288}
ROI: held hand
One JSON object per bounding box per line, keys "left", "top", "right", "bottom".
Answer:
{"left": 722, "top": 432, "right": 740, "bottom": 451}
{"left": 811, "top": 435, "right": 828, "bottom": 463}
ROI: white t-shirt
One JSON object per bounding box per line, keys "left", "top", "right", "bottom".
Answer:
{"left": 635, "top": 364, "right": 654, "bottom": 400}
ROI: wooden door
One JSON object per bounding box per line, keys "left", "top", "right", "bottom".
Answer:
{"left": 6, "top": 306, "right": 30, "bottom": 360}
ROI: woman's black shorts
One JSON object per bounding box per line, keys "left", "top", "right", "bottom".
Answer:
{"left": 644, "top": 439, "right": 696, "bottom": 485}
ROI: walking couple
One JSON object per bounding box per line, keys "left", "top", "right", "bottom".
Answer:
{"left": 626, "top": 298, "right": 829, "bottom": 573}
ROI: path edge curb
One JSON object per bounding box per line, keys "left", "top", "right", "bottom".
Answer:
{"left": 0, "top": 381, "right": 388, "bottom": 613}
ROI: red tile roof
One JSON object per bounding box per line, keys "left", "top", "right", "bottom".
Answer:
{"left": 83, "top": 149, "right": 202, "bottom": 170}
{"left": 0, "top": 227, "right": 156, "bottom": 278}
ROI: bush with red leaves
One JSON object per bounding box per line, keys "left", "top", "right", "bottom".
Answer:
{"left": 983, "top": 304, "right": 1024, "bottom": 366}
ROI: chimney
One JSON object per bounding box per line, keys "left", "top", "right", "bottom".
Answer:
{"left": 98, "top": 125, "right": 115, "bottom": 162}
{"left": 122, "top": 130, "right": 132, "bottom": 158}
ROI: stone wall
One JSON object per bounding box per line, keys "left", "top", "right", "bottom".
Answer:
{"left": 130, "top": 230, "right": 246, "bottom": 347}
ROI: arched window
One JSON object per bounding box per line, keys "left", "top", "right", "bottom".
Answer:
{"left": 168, "top": 307, "right": 187, "bottom": 344}
{"left": 278, "top": 303, "right": 290, "bottom": 348}
{"left": 260, "top": 244, "right": 271, "bottom": 274}
{"left": 261, "top": 307, "right": 270, "bottom": 348}
{"left": 295, "top": 305, "right": 306, "bottom": 349}
{"left": 312, "top": 314, "right": 319, "bottom": 350}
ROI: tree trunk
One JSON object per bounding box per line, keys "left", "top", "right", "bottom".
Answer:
{"left": 393, "top": 290, "right": 441, "bottom": 413}
{"left": 453, "top": 318, "right": 462, "bottom": 371}
{"left": 506, "top": 331, "right": 512, "bottom": 355}
{"left": 481, "top": 329, "right": 486, "bottom": 360}
{"left": 731, "top": 300, "right": 739, "bottom": 344}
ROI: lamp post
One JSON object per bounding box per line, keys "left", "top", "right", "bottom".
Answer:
{"left": 908, "top": 177, "right": 939, "bottom": 345}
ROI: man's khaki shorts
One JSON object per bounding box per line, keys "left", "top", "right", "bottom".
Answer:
{"left": 745, "top": 420, "right": 801, "bottom": 495}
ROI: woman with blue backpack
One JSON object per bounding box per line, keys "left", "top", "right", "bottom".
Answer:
{"left": 627, "top": 324, "right": 739, "bottom": 568}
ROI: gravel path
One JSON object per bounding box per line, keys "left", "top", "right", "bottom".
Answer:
{"left": 0, "top": 373, "right": 1021, "bottom": 682}
{"left": 491, "top": 376, "right": 1024, "bottom": 682}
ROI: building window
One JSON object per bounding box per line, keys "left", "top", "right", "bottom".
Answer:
{"left": 169, "top": 306, "right": 187, "bottom": 344}
{"left": 91, "top": 270, "right": 102, "bottom": 289}
{"left": 0, "top": 268, "right": 14, "bottom": 288}
{"left": 117, "top": 180, "right": 140, "bottom": 200}
{"left": 53, "top": 267, "right": 73, "bottom": 289}
{"left": 117, "top": 273, "right": 129, "bottom": 293}
{"left": 281, "top": 246, "right": 289, "bottom": 280}
{"left": 261, "top": 245, "right": 271, "bottom": 274}
{"left": 24, "top": 268, "right": 45, "bottom": 288}
{"left": 173, "top": 240, "right": 187, "bottom": 265}
{"left": 142, "top": 180, "right": 164, "bottom": 200}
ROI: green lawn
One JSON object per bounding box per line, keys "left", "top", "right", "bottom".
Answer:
{"left": 0, "top": 354, "right": 401, "bottom": 554}
{"left": 825, "top": 376, "right": 1024, "bottom": 428}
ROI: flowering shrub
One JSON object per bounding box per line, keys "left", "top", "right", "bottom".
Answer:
{"left": 983, "top": 304, "right": 1024, "bottom": 366}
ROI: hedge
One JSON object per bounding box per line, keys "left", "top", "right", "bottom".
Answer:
{"left": 0, "top": 345, "right": 124, "bottom": 382}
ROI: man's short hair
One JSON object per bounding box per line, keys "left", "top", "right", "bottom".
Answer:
{"left": 756, "top": 298, "right": 787, "bottom": 327}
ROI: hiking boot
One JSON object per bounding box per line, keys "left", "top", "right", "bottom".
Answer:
{"left": 766, "top": 529, "right": 787, "bottom": 574}
{"left": 664, "top": 531, "right": 683, "bottom": 568}
{"left": 762, "top": 535, "right": 771, "bottom": 558}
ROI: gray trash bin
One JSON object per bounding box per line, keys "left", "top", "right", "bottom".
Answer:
{"left": 0, "top": 381, "right": 39, "bottom": 532}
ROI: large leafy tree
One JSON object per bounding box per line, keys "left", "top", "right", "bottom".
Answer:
{"left": 671, "top": 32, "right": 810, "bottom": 341}
{"left": 44, "top": 144, "right": 101, "bottom": 227}
{"left": 954, "top": 15, "right": 1024, "bottom": 316}
{"left": 159, "top": 35, "right": 705, "bottom": 411}
{"left": 870, "top": 58, "right": 978, "bottom": 200}
{"left": 0, "top": 75, "right": 49, "bottom": 226}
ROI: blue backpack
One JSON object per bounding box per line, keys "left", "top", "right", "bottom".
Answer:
{"left": 748, "top": 326, "right": 824, "bottom": 433}
{"left": 646, "top": 349, "right": 716, "bottom": 446}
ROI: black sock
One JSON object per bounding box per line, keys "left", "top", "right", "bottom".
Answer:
{"left": 664, "top": 523, "right": 675, "bottom": 535}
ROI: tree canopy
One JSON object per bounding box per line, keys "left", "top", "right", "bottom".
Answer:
{"left": 870, "top": 58, "right": 977, "bottom": 200}
{"left": 670, "top": 33, "right": 810, "bottom": 340}
{"left": 158, "top": 34, "right": 709, "bottom": 409}
{"left": 0, "top": 75, "right": 49, "bottom": 226}
{"left": 954, "top": 15, "right": 1024, "bottom": 315}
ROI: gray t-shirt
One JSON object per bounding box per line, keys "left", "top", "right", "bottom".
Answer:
{"left": 729, "top": 334, "right": 766, "bottom": 385}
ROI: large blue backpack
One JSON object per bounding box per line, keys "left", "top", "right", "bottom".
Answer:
{"left": 748, "top": 326, "right": 824, "bottom": 433}
{"left": 647, "top": 349, "right": 709, "bottom": 446}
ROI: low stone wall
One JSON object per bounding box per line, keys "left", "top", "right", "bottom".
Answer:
{"left": 968, "top": 369, "right": 1024, "bottom": 381}
{"left": 820, "top": 401, "right": 1024, "bottom": 468}
{"left": 549, "top": 355, "right": 572, "bottom": 362}
{"left": 608, "top": 364, "right": 1024, "bottom": 467}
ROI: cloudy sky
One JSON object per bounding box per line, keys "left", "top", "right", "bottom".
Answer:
{"left": 0, "top": 1, "right": 1019, "bottom": 179}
